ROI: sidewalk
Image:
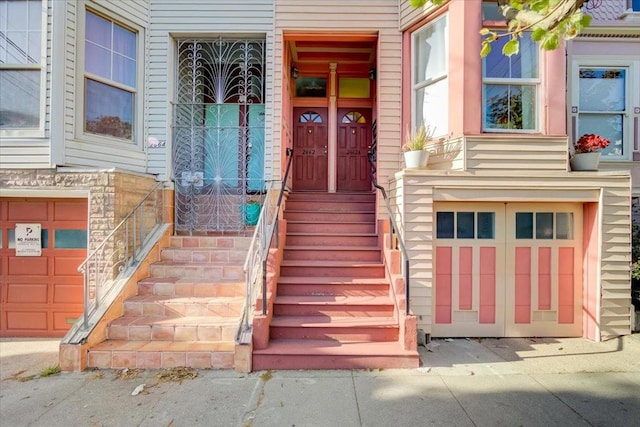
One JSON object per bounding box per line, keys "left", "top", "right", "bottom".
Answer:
{"left": 1, "top": 335, "right": 639, "bottom": 426}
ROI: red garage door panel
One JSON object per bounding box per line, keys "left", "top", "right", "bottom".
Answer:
{"left": 1, "top": 198, "right": 87, "bottom": 337}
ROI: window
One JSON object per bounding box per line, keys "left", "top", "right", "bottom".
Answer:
{"left": 436, "top": 211, "right": 496, "bottom": 239}
{"left": 0, "top": 0, "right": 44, "bottom": 133}
{"left": 515, "top": 212, "right": 573, "bottom": 240}
{"left": 412, "top": 15, "right": 448, "bottom": 136}
{"left": 483, "top": 32, "right": 539, "bottom": 132}
{"left": 84, "top": 10, "right": 137, "bottom": 140}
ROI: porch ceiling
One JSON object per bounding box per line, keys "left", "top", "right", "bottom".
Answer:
{"left": 287, "top": 35, "right": 376, "bottom": 73}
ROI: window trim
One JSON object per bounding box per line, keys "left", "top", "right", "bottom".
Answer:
{"left": 411, "top": 13, "right": 449, "bottom": 138}
{"left": 570, "top": 57, "right": 640, "bottom": 162}
{"left": 481, "top": 31, "right": 541, "bottom": 133}
{"left": 75, "top": 5, "right": 144, "bottom": 147}
{"left": 0, "top": 0, "right": 47, "bottom": 138}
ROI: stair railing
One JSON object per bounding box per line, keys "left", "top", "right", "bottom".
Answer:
{"left": 77, "top": 182, "right": 165, "bottom": 330}
{"left": 367, "top": 125, "right": 411, "bottom": 315}
{"left": 240, "top": 148, "right": 293, "bottom": 336}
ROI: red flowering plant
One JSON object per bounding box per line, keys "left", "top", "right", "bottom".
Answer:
{"left": 573, "top": 133, "right": 610, "bottom": 155}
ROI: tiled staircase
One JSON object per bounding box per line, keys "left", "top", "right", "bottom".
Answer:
{"left": 253, "top": 192, "right": 419, "bottom": 370}
{"left": 87, "top": 236, "right": 249, "bottom": 370}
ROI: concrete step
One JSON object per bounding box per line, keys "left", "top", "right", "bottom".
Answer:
{"left": 169, "top": 235, "right": 251, "bottom": 250}
{"left": 284, "top": 210, "right": 375, "bottom": 222}
{"left": 273, "top": 295, "right": 394, "bottom": 317}
{"left": 252, "top": 339, "right": 418, "bottom": 370}
{"left": 137, "top": 277, "right": 245, "bottom": 298}
{"left": 160, "top": 247, "right": 247, "bottom": 264}
{"left": 87, "top": 340, "right": 235, "bottom": 369}
{"left": 285, "top": 233, "right": 378, "bottom": 247}
{"left": 283, "top": 246, "right": 381, "bottom": 262}
{"left": 149, "top": 262, "right": 244, "bottom": 281}
{"left": 107, "top": 316, "right": 238, "bottom": 342}
{"left": 285, "top": 200, "right": 375, "bottom": 212}
{"left": 286, "top": 221, "right": 375, "bottom": 234}
{"left": 279, "top": 260, "right": 385, "bottom": 278}
{"left": 123, "top": 295, "right": 244, "bottom": 317}
{"left": 269, "top": 316, "right": 399, "bottom": 341}
{"left": 286, "top": 192, "right": 375, "bottom": 203}
{"left": 276, "top": 276, "right": 389, "bottom": 297}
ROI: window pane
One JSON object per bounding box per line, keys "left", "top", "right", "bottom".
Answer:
{"left": 579, "top": 68, "right": 625, "bottom": 112}
{"left": 577, "top": 114, "right": 623, "bottom": 157}
{"left": 85, "top": 43, "right": 111, "bottom": 79}
{"left": 0, "top": 70, "right": 40, "bottom": 129}
{"left": 556, "top": 213, "right": 573, "bottom": 240}
{"left": 484, "top": 33, "right": 537, "bottom": 79}
{"left": 113, "top": 24, "right": 136, "bottom": 58}
{"left": 413, "top": 16, "right": 447, "bottom": 84}
{"left": 7, "top": 1, "right": 27, "bottom": 31}
{"left": 477, "top": 212, "right": 495, "bottom": 239}
{"left": 55, "top": 229, "right": 87, "bottom": 249}
{"left": 457, "top": 212, "right": 475, "bottom": 239}
{"left": 295, "top": 77, "right": 326, "bottom": 97}
{"left": 516, "top": 213, "right": 533, "bottom": 239}
{"left": 416, "top": 77, "right": 448, "bottom": 136}
{"left": 437, "top": 212, "right": 454, "bottom": 238}
{"left": 536, "top": 213, "right": 554, "bottom": 239}
{"left": 86, "top": 12, "right": 112, "bottom": 48}
{"left": 338, "top": 78, "right": 370, "bottom": 98}
{"left": 484, "top": 84, "right": 536, "bottom": 130}
{"left": 482, "top": 2, "right": 504, "bottom": 20}
{"left": 85, "top": 79, "right": 133, "bottom": 139}
{"left": 113, "top": 54, "right": 136, "bottom": 87}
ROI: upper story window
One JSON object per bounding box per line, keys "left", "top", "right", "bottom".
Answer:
{"left": 482, "top": 32, "right": 539, "bottom": 132}
{"left": 412, "top": 14, "right": 448, "bottom": 136}
{"left": 84, "top": 10, "right": 137, "bottom": 141}
{"left": 0, "top": 0, "right": 44, "bottom": 134}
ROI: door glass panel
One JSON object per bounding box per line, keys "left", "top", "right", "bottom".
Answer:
{"left": 457, "top": 212, "right": 475, "bottom": 239}
{"left": 54, "top": 229, "right": 87, "bottom": 249}
{"left": 536, "top": 213, "right": 554, "bottom": 239}
{"left": 477, "top": 212, "right": 495, "bottom": 239}
{"left": 516, "top": 212, "right": 533, "bottom": 239}
{"left": 436, "top": 212, "right": 454, "bottom": 238}
{"left": 556, "top": 213, "right": 573, "bottom": 240}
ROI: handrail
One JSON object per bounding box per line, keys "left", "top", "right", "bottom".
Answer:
{"left": 78, "top": 182, "right": 165, "bottom": 330}
{"left": 240, "top": 148, "right": 293, "bottom": 336}
{"left": 367, "top": 126, "right": 411, "bottom": 316}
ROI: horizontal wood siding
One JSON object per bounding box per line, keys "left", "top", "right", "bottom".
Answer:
{"left": 426, "top": 137, "right": 464, "bottom": 171}
{"left": 147, "top": 0, "right": 274, "bottom": 181}
{"left": 390, "top": 170, "right": 632, "bottom": 339}
{"left": 399, "top": 0, "right": 441, "bottom": 30}
{"left": 465, "top": 136, "right": 569, "bottom": 171}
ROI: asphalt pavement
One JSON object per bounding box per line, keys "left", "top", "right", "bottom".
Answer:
{"left": 1, "top": 335, "right": 639, "bottom": 426}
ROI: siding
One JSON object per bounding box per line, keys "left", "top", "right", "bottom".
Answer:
{"left": 399, "top": 0, "right": 441, "bottom": 31}
{"left": 464, "top": 136, "right": 569, "bottom": 171}
{"left": 63, "top": 0, "right": 150, "bottom": 173}
{"left": 146, "top": 0, "right": 275, "bottom": 181}
{"left": 390, "top": 170, "right": 632, "bottom": 340}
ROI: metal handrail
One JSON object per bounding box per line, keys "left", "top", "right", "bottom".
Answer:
{"left": 367, "top": 130, "right": 411, "bottom": 316}
{"left": 78, "top": 182, "right": 165, "bottom": 330}
{"left": 240, "top": 148, "right": 293, "bottom": 335}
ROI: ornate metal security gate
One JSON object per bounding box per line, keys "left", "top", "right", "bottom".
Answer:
{"left": 173, "top": 38, "right": 265, "bottom": 233}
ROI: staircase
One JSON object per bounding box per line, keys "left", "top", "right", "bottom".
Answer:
{"left": 253, "top": 192, "right": 419, "bottom": 370}
{"left": 87, "top": 236, "right": 249, "bottom": 370}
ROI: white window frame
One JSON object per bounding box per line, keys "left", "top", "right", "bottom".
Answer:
{"left": 570, "top": 57, "right": 640, "bottom": 162}
{"left": 75, "top": 4, "right": 144, "bottom": 147}
{"left": 482, "top": 32, "right": 541, "bottom": 133}
{"left": 411, "top": 14, "right": 449, "bottom": 138}
{"left": 0, "top": 0, "right": 47, "bottom": 138}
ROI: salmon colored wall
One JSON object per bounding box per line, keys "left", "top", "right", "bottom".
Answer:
{"left": 583, "top": 202, "right": 599, "bottom": 340}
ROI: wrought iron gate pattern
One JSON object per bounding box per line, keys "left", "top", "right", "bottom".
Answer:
{"left": 173, "top": 38, "right": 265, "bottom": 232}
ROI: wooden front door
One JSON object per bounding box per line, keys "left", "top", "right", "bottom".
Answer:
{"left": 293, "top": 108, "right": 328, "bottom": 191}
{"left": 337, "top": 109, "right": 372, "bottom": 192}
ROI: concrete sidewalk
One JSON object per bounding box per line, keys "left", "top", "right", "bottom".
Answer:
{"left": 1, "top": 335, "right": 639, "bottom": 426}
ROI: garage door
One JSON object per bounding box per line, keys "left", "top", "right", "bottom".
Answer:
{"left": 433, "top": 203, "right": 582, "bottom": 338}
{"left": 0, "top": 198, "right": 87, "bottom": 337}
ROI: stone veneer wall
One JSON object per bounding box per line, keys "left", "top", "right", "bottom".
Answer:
{"left": 0, "top": 169, "right": 159, "bottom": 253}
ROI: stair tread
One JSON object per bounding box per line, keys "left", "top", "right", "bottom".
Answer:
{"left": 270, "top": 315, "right": 397, "bottom": 327}
{"left": 281, "top": 260, "right": 383, "bottom": 267}
{"left": 90, "top": 340, "right": 235, "bottom": 352}
{"left": 278, "top": 276, "right": 388, "bottom": 285}
{"left": 126, "top": 295, "right": 244, "bottom": 303}
{"left": 253, "top": 339, "right": 416, "bottom": 356}
{"left": 286, "top": 232, "right": 376, "bottom": 237}
{"left": 151, "top": 261, "right": 244, "bottom": 266}
{"left": 110, "top": 315, "right": 240, "bottom": 326}
{"left": 284, "top": 245, "right": 379, "bottom": 251}
{"left": 274, "top": 295, "right": 392, "bottom": 305}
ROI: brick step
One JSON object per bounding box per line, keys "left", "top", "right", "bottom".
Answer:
{"left": 283, "top": 246, "right": 381, "bottom": 262}
{"left": 123, "top": 295, "right": 244, "bottom": 317}
{"left": 286, "top": 221, "right": 375, "bottom": 234}
{"left": 169, "top": 235, "right": 251, "bottom": 250}
{"left": 269, "top": 315, "right": 399, "bottom": 341}
{"left": 285, "top": 200, "right": 375, "bottom": 211}
{"left": 277, "top": 276, "right": 389, "bottom": 296}
{"left": 252, "top": 339, "right": 418, "bottom": 370}
{"left": 280, "top": 260, "right": 385, "bottom": 278}
{"left": 273, "top": 295, "right": 394, "bottom": 317}
{"left": 285, "top": 233, "right": 378, "bottom": 247}
{"left": 107, "top": 316, "right": 238, "bottom": 342}
{"left": 149, "top": 262, "right": 244, "bottom": 280}
{"left": 284, "top": 211, "right": 375, "bottom": 222}
{"left": 87, "top": 340, "right": 235, "bottom": 369}
{"left": 137, "top": 277, "right": 244, "bottom": 297}
{"left": 286, "top": 192, "right": 375, "bottom": 202}
{"left": 160, "top": 247, "right": 247, "bottom": 264}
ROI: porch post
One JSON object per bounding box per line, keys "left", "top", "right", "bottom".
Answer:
{"left": 328, "top": 62, "right": 337, "bottom": 193}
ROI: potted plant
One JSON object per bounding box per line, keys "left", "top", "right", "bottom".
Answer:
{"left": 570, "top": 133, "right": 610, "bottom": 171}
{"left": 243, "top": 196, "right": 262, "bottom": 226}
{"left": 402, "top": 123, "right": 434, "bottom": 169}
